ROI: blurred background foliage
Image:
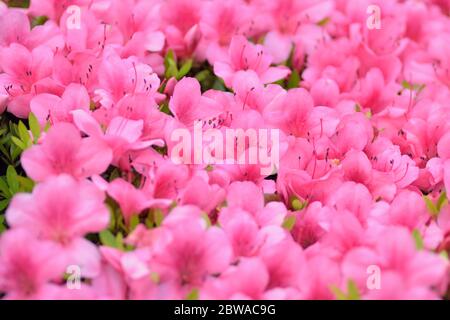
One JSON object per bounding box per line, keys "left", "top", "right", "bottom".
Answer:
{"left": 2, "top": 0, "right": 30, "bottom": 8}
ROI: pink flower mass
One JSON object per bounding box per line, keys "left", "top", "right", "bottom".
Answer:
{"left": 0, "top": 0, "right": 449, "bottom": 301}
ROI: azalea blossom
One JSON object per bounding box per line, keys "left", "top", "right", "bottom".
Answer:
{"left": 0, "top": 0, "right": 449, "bottom": 302}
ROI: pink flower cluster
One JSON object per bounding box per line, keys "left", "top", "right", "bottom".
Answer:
{"left": 0, "top": 0, "right": 450, "bottom": 300}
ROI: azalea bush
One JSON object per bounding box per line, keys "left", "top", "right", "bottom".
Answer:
{"left": 0, "top": 0, "right": 450, "bottom": 300}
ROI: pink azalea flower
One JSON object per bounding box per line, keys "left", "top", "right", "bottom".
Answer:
{"left": 385, "top": 190, "right": 429, "bottom": 231}
{"left": 178, "top": 175, "right": 226, "bottom": 214}
{"left": 21, "top": 122, "right": 112, "bottom": 181}
{"left": 168, "top": 77, "right": 222, "bottom": 127}
{"left": 0, "top": 9, "right": 64, "bottom": 50}
{"left": 28, "top": 0, "right": 91, "bottom": 21}
{"left": 341, "top": 150, "right": 373, "bottom": 185}
{"left": 321, "top": 211, "right": 367, "bottom": 258}
{"left": 6, "top": 175, "right": 110, "bottom": 277}
{"left": 342, "top": 226, "right": 448, "bottom": 299}
{"left": 151, "top": 206, "right": 232, "bottom": 288}
{"left": 326, "top": 182, "right": 373, "bottom": 226}
{"left": 331, "top": 113, "right": 374, "bottom": 156}
{"left": 161, "top": 0, "right": 203, "bottom": 57}
{"left": 264, "top": 88, "right": 314, "bottom": 137}
{"left": 94, "top": 52, "right": 163, "bottom": 109}
{"left": 262, "top": 0, "right": 335, "bottom": 63}
{"left": 72, "top": 109, "right": 164, "bottom": 168}
{"left": 214, "top": 35, "right": 290, "bottom": 87}
{"left": 299, "top": 254, "right": 341, "bottom": 300}
{"left": 0, "top": 0, "right": 450, "bottom": 301}
{"left": 368, "top": 138, "right": 419, "bottom": 190}
{"left": 291, "top": 201, "right": 332, "bottom": 249}
{"left": 0, "top": 43, "right": 58, "bottom": 117}
{"left": 219, "top": 207, "right": 288, "bottom": 259}
{"left": 226, "top": 181, "right": 287, "bottom": 227}
{"left": 94, "top": 0, "right": 165, "bottom": 55}
{"left": 0, "top": 229, "right": 67, "bottom": 300}
{"left": 200, "top": 0, "right": 252, "bottom": 63}
{"left": 259, "top": 238, "right": 306, "bottom": 290}
{"left": 106, "top": 178, "right": 171, "bottom": 223}
{"left": 0, "top": 10, "right": 32, "bottom": 47}
{"left": 30, "top": 83, "right": 90, "bottom": 125}
{"left": 201, "top": 257, "right": 270, "bottom": 299}
{"left": 134, "top": 154, "right": 191, "bottom": 200}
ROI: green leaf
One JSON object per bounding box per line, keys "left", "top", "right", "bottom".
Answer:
{"left": 129, "top": 214, "right": 140, "bottom": 232}
{"left": 0, "top": 177, "right": 11, "bottom": 198}
{"left": 153, "top": 209, "right": 164, "bottom": 227}
{"left": 330, "top": 280, "right": 360, "bottom": 300}
{"left": 0, "top": 199, "right": 10, "bottom": 212}
{"left": 186, "top": 288, "right": 199, "bottom": 300}
{"left": 145, "top": 213, "right": 154, "bottom": 229}
{"left": 7, "top": 0, "right": 30, "bottom": 9}
{"left": 16, "top": 176, "right": 35, "bottom": 193}
{"left": 153, "top": 144, "right": 168, "bottom": 156}
{"left": 106, "top": 204, "right": 116, "bottom": 230}
{"left": 282, "top": 215, "right": 296, "bottom": 231}
{"left": 195, "top": 69, "right": 211, "bottom": 82}
{"left": 164, "top": 49, "right": 175, "bottom": 65}
{"left": 115, "top": 232, "right": 125, "bottom": 251}
{"left": 285, "top": 45, "right": 296, "bottom": 68}
{"left": 108, "top": 168, "right": 121, "bottom": 181}
{"left": 99, "top": 230, "right": 117, "bottom": 248}
{"left": 424, "top": 195, "right": 438, "bottom": 216}
{"left": 166, "top": 63, "right": 178, "bottom": 79}
{"left": 287, "top": 69, "right": 300, "bottom": 89}
{"left": 0, "top": 215, "right": 6, "bottom": 234}
{"left": 164, "top": 49, "right": 178, "bottom": 79}
{"left": 412, "top": 229, "right": 424, "bottom": 250}
{"left": 273, "top": 79, "right": 284, "bottom": 86}
{"left": 436, "top": 191, "right": 448, "bottom": 212}
{"left": 17, "top": 121, "right": 31, "bottom": 147}
{"left": 347, "top": 280, "right": 361, "bottom": 300}
{"left": 177, "top": 59, "right": 193, "bottom": 79}
{"left": 115, "top": 214, "right": 126, "bottom": 232}
{"left": 212, "top": 78, "right": 226, "bottom": 91}
{"left": 201, "top": 213, "right": 212, "bottom": 228}
{"left": 6, "top": 166, "right": 19, "bottom": 194}
{"left": 44, "top": 121, "right": 51, "bottom": 132}
{"left": 10, "top": 144, "right": 22, "bottom": 161}
{"left": 28, "top": 112, "right": 41, "bottom": 142}
{"left": 11, "top": 136, "right": 26, "bottom": 150}
{"left": 330, "top": 285, "right": 347, "bottom": 300}
{"left": 9, "top": 121, "right": 18, "bottom": 136}
{"left": 31, "top": 15, "right": 48, "bottom": 28}
{"left": 159, "top": 102, "right": 172, "bottom": 116}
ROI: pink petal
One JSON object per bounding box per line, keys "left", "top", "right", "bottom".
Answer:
{"left": 71, "top": 109, "right": 103, "bottom": 137}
